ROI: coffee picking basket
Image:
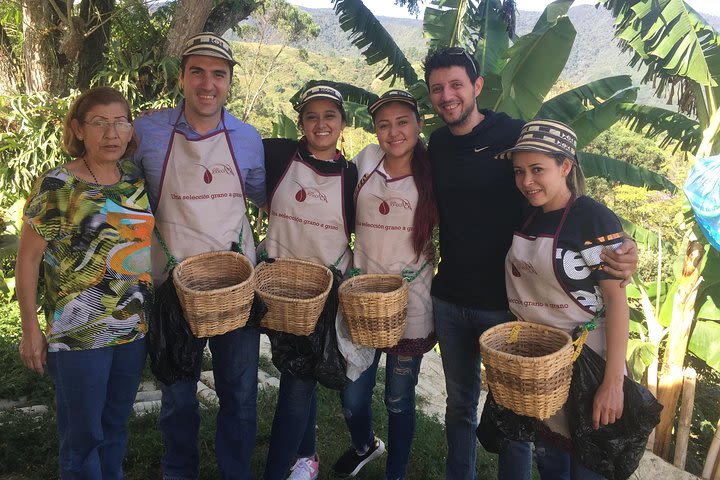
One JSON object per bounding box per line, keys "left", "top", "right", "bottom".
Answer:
{"left": 173, "top": 251, "right": 255, "bottom": 338}
{"left": 479, "top": 321, "right": 574, "bottom": 420}
{"left": 255, "top": 258, "right": 333, "bottom": 336}
{"left": 338, "top": 274, "right": 409, "bottom": 348}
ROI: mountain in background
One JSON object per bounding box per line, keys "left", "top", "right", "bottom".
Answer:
{"left": 289, "top": 5, "right": 720, "bottom": 105}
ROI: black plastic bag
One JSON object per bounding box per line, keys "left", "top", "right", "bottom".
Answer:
{"left": 477, "top": 390, "right": 536, "bottom": 454}
{"left": 146, "top": 272, "right": 204, "bottom": 385}
{"left": 313, "top": 266, "right": 349, "bottom": 390}
{"left": 567, "top": 346, "right": 662, "bottom": 480}
{"left": 267, "top": 264, "right": 349, "bottom": 390}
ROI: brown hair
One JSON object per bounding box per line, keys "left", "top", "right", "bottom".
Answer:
{"left": 63, "top": 86, "right": 136, "bottom": 158}
{"left": 552, "top": 153, "right": 586, "bottom": 197}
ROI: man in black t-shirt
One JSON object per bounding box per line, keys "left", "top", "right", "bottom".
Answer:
{"left": 422, "top": 47, "right": 638, "bottom": 480}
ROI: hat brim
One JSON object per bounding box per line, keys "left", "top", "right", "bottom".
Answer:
{"left": 293, "top": 93, "right": 344, "bottom": 112}
{"left": 368, "top": 97, "right": 418, "bottom": 116}
{"left": 182, "top": 48, "right": 237, "bottom": 66}
{"left": 496, "top": 146, "right": 578, "bottom": 163}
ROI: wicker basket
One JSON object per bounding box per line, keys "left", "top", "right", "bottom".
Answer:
{"left": 173, "top": 251, "right": 255, "bottom": 338}
{"left": 255, "top": 258, "right": 333, "bottom": 336}
{"left": 338, "top": 274, "right": 409, "bottom": 348}
{"left": 479, "top": 321, "right": 574, "bottom": 420}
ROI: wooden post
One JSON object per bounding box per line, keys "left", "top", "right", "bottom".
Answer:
{"left": 703, "top": 419, "right": 720, "bottom": 479}
{"left": 654, "top": 364, "right": 684, "bottom": 459}
{"left": 673, "top": 367, "right": 697, "bottom": 469}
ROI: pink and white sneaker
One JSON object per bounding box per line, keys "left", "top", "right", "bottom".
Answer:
{"left": 287, "top": 453, "right": 319, "bottom": 480}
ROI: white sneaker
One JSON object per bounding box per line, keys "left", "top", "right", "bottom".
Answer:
{"left": 287, "top": 453, "right": 319, "bottom": 480}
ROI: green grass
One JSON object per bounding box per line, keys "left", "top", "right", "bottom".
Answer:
{"left": 0, "top": 379, "right": 505, "bottom": 479}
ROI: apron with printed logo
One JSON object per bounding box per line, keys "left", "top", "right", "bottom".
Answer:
{"left": 505, "top": 198, "right": 607, "bottom": 438}
{"left": 152, "top": 109, "right": 256, "bottom": 283}
{"left": 261, "top": 149, "right": 350, "bottom": 273}
{"left": 353, "top": 159, "right": 433, "bottom": 341}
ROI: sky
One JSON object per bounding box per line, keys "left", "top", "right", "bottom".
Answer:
{"left": 288, "top": 0, "right": 719, "bottom": 18}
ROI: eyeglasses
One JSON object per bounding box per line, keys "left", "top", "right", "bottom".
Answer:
{"left": 446, "top": 47, "right": 479, "bottom": 77}
{"left": 83, "top": 120, "right": 133, "bottom": 132}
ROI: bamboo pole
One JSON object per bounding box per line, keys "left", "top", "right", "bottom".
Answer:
{"left": 673, "top": 367, "right": 697, "bottom": 469}
{"left": 703, "top": 419, "right": 720, "bottom": 479}
{"left": 654, "top": 364, "right": 684, "bottom": 459}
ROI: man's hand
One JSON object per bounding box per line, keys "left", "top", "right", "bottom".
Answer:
{"left": 600, "top": 237, "right": 638, "bottom": 287}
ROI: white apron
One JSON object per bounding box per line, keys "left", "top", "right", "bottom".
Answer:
{"left": 260, "top": 149, "right": 351, "bottom": 272}
{"left": 353, "top": 160, "right": 433, "bottom": 340}
{"left": 152, "top": 109, "right": 256, "bottom": 283}
{"left": 338, "top": 158, "right": 433, "bottom": 380}
{"left": 505, "top": 199, "right": 607, "bottom": 437}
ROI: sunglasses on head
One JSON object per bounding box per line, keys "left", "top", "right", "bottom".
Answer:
{"left": 446, "top": 47, "right": 479, "bottom": 77}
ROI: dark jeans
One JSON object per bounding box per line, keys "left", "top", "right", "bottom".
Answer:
{"left": 432, "top": 296, "right": 532, "bottom": 480}
{"left": 263, "top": 372, "right": 317, "bottom": 480}
{"left": 159, "top": 326, "right": 260, "bottom": 480}
{"left": 341, "top": 350, "right": 423, "bottom": 480}
{"left": 47, "top": 338, "right": 146, "bottom": 480}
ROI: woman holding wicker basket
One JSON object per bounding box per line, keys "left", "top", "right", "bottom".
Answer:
{"left": 495, "top": 119, "right": 631, "bottom": 479}
{"left": 331, "top": 90, "right": 438, "bottom": 480}
{"left": 258, "top": 83, "right": 358, "bottom": 480}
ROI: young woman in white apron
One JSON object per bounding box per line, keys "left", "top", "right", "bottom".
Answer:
{"left": 332, "top": 90, "right": 438, "bottom": 480}
{"left": 259, "top": 85, "right": 357, "bottom": 480}
{"left": 497, "top": 120, "right": 629, "bottom": 480}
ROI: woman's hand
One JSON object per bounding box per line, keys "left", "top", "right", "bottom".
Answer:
{"left": 592, "top": 379, "right": 624, "bottom": 429}
{"left": 600, "top": 237, "right": 638, "bottom": 287}
{"left": 19, "top": 325, "right": 48, "bottom": 374}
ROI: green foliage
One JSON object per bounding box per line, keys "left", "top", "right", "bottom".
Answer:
{"left": 332, "top": 0, "right": 419, "bottom": 86}
{"left": 0, "top": 92, "right": 74, "bottom": 203}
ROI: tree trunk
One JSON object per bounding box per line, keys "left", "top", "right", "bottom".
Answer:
{"left": 76, "top": 0, "right": 115, "bottom": 90}
{"left": 204, "top": 0, "right": 258, "bottom": 35}
{"left": 22, "top": 0, "right": 67, "bottom": 94}
{"left": 0, "top": 25, "right": 19, "bottom": 94}
{"left": 163, "top": 0, "right": 214, "bottom": 59}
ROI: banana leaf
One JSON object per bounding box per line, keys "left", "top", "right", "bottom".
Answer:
{"left": 619, "top": 217, "right": 661, "bottom": 250}
{"left": 616, "top": 103, "right": 701, "bottom": 153}
{"left": 689, "top": 320, "right": 720, "bottom": 371}
{"left": 332, "top": 0, "right": 418, "bottom": 86}
{"left": 578, "top": 152, "right": 678, "bottom": 192}
{"left": 537, "top": 76, "right": 638, "bottom": 149}
{"left": 271, "top": 112, "right": 299, "bottom": 140}
{"left": 601, "top": 0, "right": 718, "bottom": 88}
{"left": 495, "top": 8, "right": 576, "bottom": 119}
{"left": 423, "top": 0, "right": 470, "bottom": 51}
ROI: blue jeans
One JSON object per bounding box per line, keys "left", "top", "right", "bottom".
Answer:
{"left": 535, "top": 436, "right": 606, "bottom": 480}
{"left": 432, "top": 296, "right": 531, "bottom": 480}
{"left": 340, "top": 350, "right": 423, "bottom": 480}
{"left": 159, "top": 326, "right": 260, "bottom": 480}
{"left": 263, "top": 372, "right": 317, "bottom": 480}
{"left": 47, "top": 338, "right": 146, "bottom": 480}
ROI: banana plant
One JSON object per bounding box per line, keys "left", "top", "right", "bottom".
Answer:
{"left": 599, "top": 0, "right": 720, "bottom": 156}
{"left": 314, "top": 0, "right": 674, "bottom": 192}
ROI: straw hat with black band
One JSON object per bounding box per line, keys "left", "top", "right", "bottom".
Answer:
{"left": 367, "top": 89, "right": 420, "bottom": 118}
{"left": 181, "top": 32, "right": 237, "bottom": 66}
{"left": 496, "top": 119, "right": 578, "bottom": 164}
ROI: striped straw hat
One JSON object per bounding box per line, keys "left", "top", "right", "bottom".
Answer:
{"left": 182, "top": 32, "right": 237, "bottom": 65}
{"left": 497, "top": 119, "right": 578, "bottom": 163}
